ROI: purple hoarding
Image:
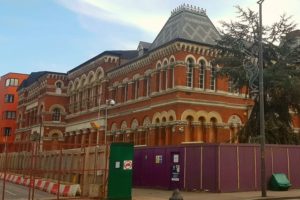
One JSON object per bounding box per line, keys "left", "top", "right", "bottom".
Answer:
{"left": 133, "top": 144, "right": 300, "bottom": 192}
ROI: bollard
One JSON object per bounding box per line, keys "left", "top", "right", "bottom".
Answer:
{"left": 169, "top": 189, "right": 183, "bottom": 200}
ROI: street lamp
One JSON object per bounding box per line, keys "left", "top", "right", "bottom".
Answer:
{"left": 105, "top": 99, "right": 116, "bottom": 144}
{"left": 257, "top": 0, "right": 266, "bottom": 197}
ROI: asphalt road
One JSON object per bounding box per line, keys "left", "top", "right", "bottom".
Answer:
{"left": 0, "top": 180, "right": 55, "bottom": 200}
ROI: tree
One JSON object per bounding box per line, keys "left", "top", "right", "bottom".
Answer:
{"left": 214, "top": 6, "right": 300, "bottom": 144}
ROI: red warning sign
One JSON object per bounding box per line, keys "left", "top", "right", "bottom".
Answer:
{"left": 123, "top": 160, "right": 133, "bottom": 170}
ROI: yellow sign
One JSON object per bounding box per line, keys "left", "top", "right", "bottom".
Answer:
{"left": 90, "top": 122, "right": 100, "bottom": 129}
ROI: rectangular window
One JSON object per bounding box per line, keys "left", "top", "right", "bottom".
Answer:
{"left": 4, "top": 111, "right": 16, "bottom": 119}
{"left": 147, "top": 77, "right": 151, "bottom": 96}
{"left": 52, "top": 108, "right": 61, "bottom": 121}
{"left": 186, "top": 59, "right": 194, "bottom": 88}
{"left": 5, "top": 94, "right": 14, "bottom": 103}
{"left": 135, "top": 80, "right": 139, "bottom": 99}
{"left": 4, "top": 127, "right": 11, "bottom": 136}
{"left": 124, "top": 84, "right": 128, "bottom": 102}
{"left": 199, "top": 65, "right": 205, "bottom": 89}
{"left": 5, "top": 78, "right": 19, "bottom": 87}
{"left": 156, "top": 72, "right": 160, "bottom": 92}
{"left": 186, "top": 67, "right": 193, "bottom": 87}
{"left": 162, "top": 70, "right": 167, "bottom": 90}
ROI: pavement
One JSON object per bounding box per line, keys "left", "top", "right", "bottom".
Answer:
{"left": 132, "top": 188, "right": 300, "bottom": 200}
{"left": 2, "top": 186, "right": 300, "bottom": 199}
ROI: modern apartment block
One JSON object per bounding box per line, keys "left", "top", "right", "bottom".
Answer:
{"left": 0, "top": 73, "right": 28, "bottom": 151}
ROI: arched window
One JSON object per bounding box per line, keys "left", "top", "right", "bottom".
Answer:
{"left": 186, "top": 58, "right": 194, "bottom": 87}
{"left": 135, "top": 79, "right": 139, "bottom": 99}
{"left": 162, "top": 60, "right": 168, "bottom": 90}
{"left": 55, "top": 81, "right": 62, "bottom": 94}
{"left": 156, "top": 63, "right": 161, "bottom": 92}
{"left": 199, "top": 60, "right": 206, "bottom": 89}
{"left": 52, "top": 133, "right": 59, "bottom": 141}
{"left": 210, "top": 66, "right": 216, "bottom": 91}
{"left": 52, "top": 108, "right": 61, "bottom": 121}
{"left": 56, "top": 82, "right": 62, "bottom": 88}
{"left": 169, "top": 58, "right": 175, "bottom": 88}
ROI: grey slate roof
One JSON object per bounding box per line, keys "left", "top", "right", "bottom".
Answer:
{"left": 18, "top": 71, "right": 66, "bottom": 90}
{"left": 69, "top": 5, "right": 221, "bottom": 74}
{"left": 149, "top": 4, "right": 221, "bottom": 50}
{"left": 68, "top": 50, "right": 138, "bottom": 73}
{"left": 138, "top": 41, "right": 151, "bottom": 50}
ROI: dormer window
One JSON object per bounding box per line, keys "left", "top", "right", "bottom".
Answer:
{"left": 137, "top": 41, "right": 151, "bottom": 57}
{"left": 138, "top": 45, "right": 144, "bottom": 57}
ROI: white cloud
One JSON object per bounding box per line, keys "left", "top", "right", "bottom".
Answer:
{"left": 57, "top": 0, "right": 299, "bottom": 35}
{"left": 56, "top": 0, "right": 169, "bottom": 35}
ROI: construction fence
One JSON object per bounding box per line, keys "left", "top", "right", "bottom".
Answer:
{"left": 0, "top": 142, "right": 109, "bottom": 199}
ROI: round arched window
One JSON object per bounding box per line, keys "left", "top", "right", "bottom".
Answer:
{"left": 56, "top": 82, "right": 63, "bottom": 94}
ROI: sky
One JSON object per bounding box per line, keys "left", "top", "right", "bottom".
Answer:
{"left": 0, "top": 0, "right": 299, "bottom": 76}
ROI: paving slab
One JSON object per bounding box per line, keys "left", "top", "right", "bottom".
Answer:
{"left": 132, "top": 188, "right": 300, "bottom": 200}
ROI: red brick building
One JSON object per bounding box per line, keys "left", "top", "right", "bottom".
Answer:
{"left": 0, "top": 73, "right": 28, "bottom": 151}
{"left": 15, "top": 5, "right": 300, "bottom": 150}
{"left": 15, "top": 71, "right": 68, "bottom": 151}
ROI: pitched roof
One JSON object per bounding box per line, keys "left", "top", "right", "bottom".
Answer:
{"left": 149, "top": 4, "right": 221, "bottom": 51}
{"left": 138, "top": 41, "right": 151, "bottom": 50}
{"left": 18, "top": 71, "right": 66, "bottom": 90}
{"left": 68, "top": 50, "right": 138, "bottom": 73}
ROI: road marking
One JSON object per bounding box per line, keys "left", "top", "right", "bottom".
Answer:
{"left": 5, "top": 190, "right": 17, "bottom": 196}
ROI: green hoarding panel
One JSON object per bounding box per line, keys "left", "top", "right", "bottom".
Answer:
{"left": 107, "top": 143, "right": 134, "bottom": 200}
{"left": 269, "top": 173, "right": 292, "bottom": 191}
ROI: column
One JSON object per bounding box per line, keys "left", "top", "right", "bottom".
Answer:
{"left": 74, "top": 131, "right": 80, "bottom": 148}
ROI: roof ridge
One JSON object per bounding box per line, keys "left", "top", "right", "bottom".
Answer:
{"left": 171, "top": 3, "right": 207, "bottom": 17}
